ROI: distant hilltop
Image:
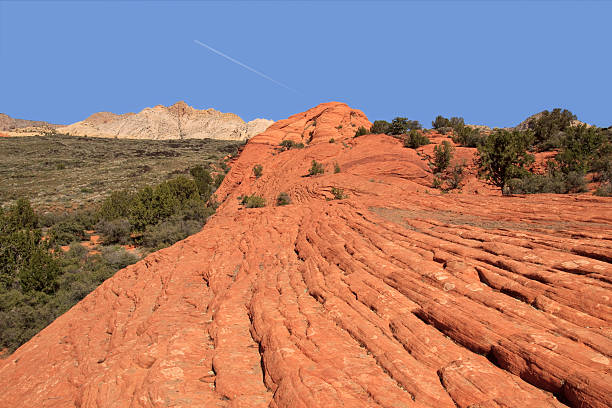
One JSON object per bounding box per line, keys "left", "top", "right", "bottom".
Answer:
{"left": 2, "top": 102, "right": 274, "bottom": 141}
{"left": 0, "top": 113, "right": 60, "bottom": 132}
{"left": 57, "top": 101, "right": 274, "bottom": 141}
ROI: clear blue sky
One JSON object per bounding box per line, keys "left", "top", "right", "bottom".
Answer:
{"left": 1, "top": 1, "right": 610, "bottom": 128}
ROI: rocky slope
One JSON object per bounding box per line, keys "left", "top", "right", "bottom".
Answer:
{"left": 56, "top": 101, "right": 273, "bottom": 140}
{"left": 0, "top": 102, "right": 610, "bottom": 408}
{"left": 0, "top": 113, "right": 60, "bottom": 131}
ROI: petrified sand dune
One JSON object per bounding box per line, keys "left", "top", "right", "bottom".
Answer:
{"left": 56, "top": 101, "right": 273, "bottom": 140}
{"left": 1, "top": 102, "right": 610, "bottom": 407}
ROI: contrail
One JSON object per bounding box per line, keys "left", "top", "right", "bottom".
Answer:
{"left": 194, "top": 39, "right": 299, "bottom": 94}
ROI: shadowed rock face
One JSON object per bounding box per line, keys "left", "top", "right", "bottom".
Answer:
{"left": 56, "top": 101, "right": 274, "bottom": 140}
{"left": 1, "top": 102, "right": 610, "bottom": 408}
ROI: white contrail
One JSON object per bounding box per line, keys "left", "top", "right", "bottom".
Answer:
{"left": 194, "top": 39, "right": 299, "bottom": 94}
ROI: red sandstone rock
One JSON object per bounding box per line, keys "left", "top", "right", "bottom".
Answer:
{"left": 0, "top": 102, "right": 610, "bottom": 407}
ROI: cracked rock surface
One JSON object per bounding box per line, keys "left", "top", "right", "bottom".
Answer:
{"left": 1, "top": 102, "right": 610, "bottom": 407}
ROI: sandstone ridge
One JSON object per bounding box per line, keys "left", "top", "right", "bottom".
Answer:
{"left": 0, "top": 102, "right": 610, "bottom": 408}
{"left": 56, "top": 101, "right": 273, "bottom": 140}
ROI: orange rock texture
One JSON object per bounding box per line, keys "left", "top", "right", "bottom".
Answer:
{"left": 1, "top": 102, "right": 611, "bottom": 407}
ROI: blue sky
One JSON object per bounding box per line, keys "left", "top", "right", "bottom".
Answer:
{"left": 1, "top": 1, "right": 610, "bottom": 128}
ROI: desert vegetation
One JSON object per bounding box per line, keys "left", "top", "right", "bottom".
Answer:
{"left": 308, "top": 160, "right": 325, "bottom": 176}
{"left": 276, "top": 192, "right": 291, "bottom": 206}
{"left": 0, "top": 133, "right": 243, "bottom": 211}
{"left": 475, "top": 123, "right": 612, "bottom": 195}
{"left": 404, "top": 130, "right": 430, "bottom": 149}
{"left": 240, "top": 194, "right": 266, "bottom": 208}
{"left": 253, "top": 164, "right": 263, "bottom": 178}
{"left": 0, "top": 135, "right": 237, "bottom": 354}
{"left": 278, "top": 140, "right": 305, "bottom": 151}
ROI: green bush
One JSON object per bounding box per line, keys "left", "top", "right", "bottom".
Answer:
{"left": 432, "top": 161, "right": 466, "bottom": 191}
{"left": 48, "top": 220, "right": 85, "bottom": 246}
{"left": 1, "top": 198, "right": 38, "bottom": 233}
{"left": 388, "top": 117, "right": 422, "bottom": 135}
{"left": 433, "top": 141, "right": 454, "bottom": 173}
{"left": 526, "top": 108, "right": 576, "bottom": 149}
{"left": 279, "top": 140, "right": 305, "bottom": 151}
{"left": 241, "top": 195, "right": 266, "bottom": 208}
{"left": 331, "top": 187, "right": 347, "bottom": 200}
{"left": 99, "top": 190, "right": 134, "bottom": 221}
{"left": 595, "top": 183, "right": 612, "bottom": 197}
{"left": 452, "top": 126, "right": 484, "bottom": 147}
{"left": 505, "top": 170, "right": 586, "bottom": 195}
{"left": 101, "top": 245, "right": 140, "bottom": 269}
{"left": 370, "top": 120, "right": 391, "bottom": 135}
{"left": 432, "top": 116, "right": 464, "bottom": 131}
{"left": 190, "top": 165, "right": 214, "bottom": 201}
{"left": 276, "top": 192, "right": 291, "bottom": 206}
{"left": 432, "top": 115, "right": 449, "bottom": 129}
{"left": 476, "top": 129, "right": 535, "bottom": 191}
{"left": 403, "top": 130, "right": 430, "bottom": 149}
{"left": 141, "top": 218, "right": 203, "bottom": 249}
{"left": 354, "top": 126, "right": 370, "bottom": 137}
{"left": 253, "top": 164, "right": 263, "bottom": 178}
{"left": 96, "top": 218, "right": 131, "bottom": 245}
{"left": 555, "top": 125, "right": 604, "bottom": 175}
{"left": 329, "top": 138, "right": 335, "bottom": 143}
{"left": 308, "top": 160, "right": 325, "bottom": 176}
{"left": 0, "top": 198, "right": 146, "bottom": 354}
{"left": 446, "top": 163, "right": 466, "bottom": 190}
{"left": 334, "top": 162, "right": 341, "bottom": 173}
{"left": 0, "top": 199, "right": 60, "bottom": 295}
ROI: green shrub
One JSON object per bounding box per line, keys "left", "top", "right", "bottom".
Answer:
{"left": 388, "top": 117, "right": 422, "bottom": 135}
{"left": 279, "top": 140, "right": 305, "bottom": 151}
{"left": 595, "top": 183, "right": 612, "bottom": 197}
{"left": 432, "top": 176, "right": 442, "bottom": 189}
{"left": 99, "top": 190, "right": 134, "bottom": 221}
{"left": 141, "top": 218, "right": 202, "bottom": 249}
{"left": 556, "top": 125, "right": 604, "bottom": 175}
{"left": 190, "top": 165, "right": 214, "bottom": 200}
{"left": 253, "top": 164, "right": 263, "bottom": 178}
{"left": 276, "top": 192, "right": 291, "bottom": 206}
{"left": 48, "top": 220, "right": 85, "bottom": 246}
{"left": 1, "top": 198, "right": 38, "bottom": 233}
{"left": 370, "top": 120, "right": 391, "bottom": 135}
{"left": 452, "top": 126, "right": 484, "bottom": 147}
{"left": 432, "top": 115, "right": 449, "bottom": 129}
{"left": 241, "top": 195, "right": 266, "bottom": 208}
{"left": 175, "top": 198, "right": 215, "bottom": 222}
{"left": 329, "top": 138, "right": 335, "bottom": 143}
{"left": 526, "top": 108, "right": 576, "bottom": 149}
{"left": 334, "top": 162, "right": 341, "bottom": 173}
{"left": 308, "top": 160, "right": 325, "bottom": 176}
{"left": 433, "top": 141, "right": 454, "bottom": 173}
{"left": 354, "top": 126, "right": 370, "bottom": 137}
{"left": 100, "top": 245, "right": 140, "bottom": 269}
{"left": 331, "top": 187, "right": 347, "bottom": 199}
{"left": 403, "top": 130, "right": 430, "bottom": 149}
{"left": 96, "top": 218, "right": 131, "bottom": 245}
{"left": 476, "top": 129, "right": 535, "bottom": 191}
{"left": 432, "top": 161, "right": 466, "bottom": 191}
{"left": 446, "top": 163, "right": 466, "bottom": 190}
{"left": 432, "top": 115, "right": 464, "bottom": 131}
{"left": 505, "top": 170, "right": 585, "bottom": 195}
